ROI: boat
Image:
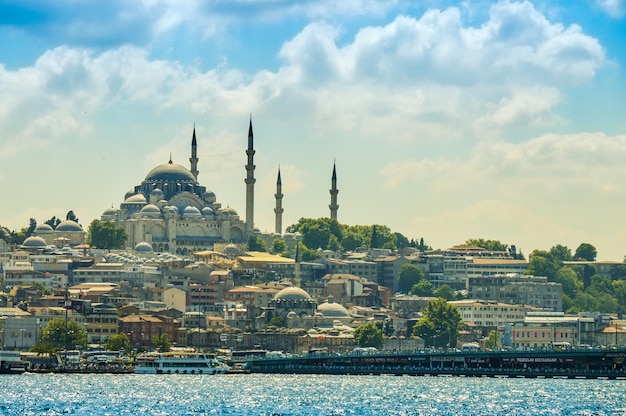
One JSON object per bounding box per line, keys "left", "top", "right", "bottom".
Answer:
{"left": 0, "top": 351, "right": 28, "bottom": 374}
{"left": 134, "top": 352, "right": 229, "bottom": 375}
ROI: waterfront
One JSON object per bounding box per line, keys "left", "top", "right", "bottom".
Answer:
{"left": 1, "top": 373, "right": 625, "bottom": 415}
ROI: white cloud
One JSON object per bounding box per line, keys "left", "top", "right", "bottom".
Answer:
{"left": 596, "top": 0, "right": 626, "bottom": 18}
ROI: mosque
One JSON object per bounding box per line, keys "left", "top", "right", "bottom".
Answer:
{"left": 100, "top": 120, "right": 339, "bottom": 255}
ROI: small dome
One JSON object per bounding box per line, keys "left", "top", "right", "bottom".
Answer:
{"left": 102, "top": 207, "right": 117, "bottom": 216}
{"left": 124, "top": 190, "right": 135, "bottom": 200}
{"left": 22, "top": 236, "right": 47, "bottom": 248}
{"left": 203, "top": 191, "right": 216, "bottom": 203}
{"left": 317, "top": 302, "right": 350, "bottom": 318}
{"left": 140, "top": 204, "right": 161, "bottom": 216}
{"left": 274, "top": 287, "right": 312, "bottom": 301}
{"left": 124, "top": 194, "right": 147, "bottom": 204}
{"left": 150, "top": 188, "right": 164, "bottom": 197}
{"left": 218, "top": 207, "right": 238, "bottom": 216}
{"left": 56, "top": 221, "right": 83, "bottom": 232}
{"left": 145, "top": 161, "right": 196, "bottom": 182}
{"left": 183, "top": 206, "right": 201, "bottom": 218}
{"left": 134, "top": 242, "right": 153, "bottom": 253}
{"left": 34, "top": 224, "right": 54, "bottom": 234}
{"left": 287, "top": 311, "right": 297, "bottom": 318}
{"left": 201, "top": 207, "right": 214, "bottom": 216}
{"left": 222, "top": 243, "right": 240, "bottom": 257}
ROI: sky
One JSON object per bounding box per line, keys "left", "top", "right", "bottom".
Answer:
{"left": 0, "top": 0, "right": 625, "bottom": 260}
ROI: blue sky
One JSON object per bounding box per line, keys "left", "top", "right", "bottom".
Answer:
{"left": 1, "top": 0, "right": 625, "bottom": 260}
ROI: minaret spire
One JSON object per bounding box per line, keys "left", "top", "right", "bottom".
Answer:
{"left": 245, "top": 116, "right": 256, "bottom": 236}
{"left": 190, "top": 124, "right": 199, "bottom": 180}
{"left": 274, "top": 166, "right": 284, "bottom": 235}
{"left": 329, "top": 160, "right": 339, "bottom": 221}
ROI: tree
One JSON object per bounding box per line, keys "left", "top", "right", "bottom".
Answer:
{"left": 153, "top": 333, "right": 171, "bottom": 352}
{"left": 434, "top": 284, "right": 456, "bottom": 301}
{"left": 527, "top": 250, "right": 559, "bottom": 281}
{"left": 485, "top": 330, "right": 500, "bottom": 349}
{"left": 270, "top": 238, "right": 287, "bottom": 255}
{"left": 397, "top": 263, "right": 425, "bottom": 294}
{"left": 574, "top": 243, "right": 597, "bottom": 261}
{"left": 87, "top": 220, "right": 127, "bottom": 249}
{"left": 66, "top": 210, "right": 79, "bottom": 223}
{"left": 409, "top": 280, "right": 434, "bottom": 297}
{"left": 44, "top": 216, "right": 61, "bottom": 228}
{"left": 550, "top": 244, "right": 573, "bottom": 262}
{"left": 412, "top": 298, "right": 462, "bottom": 348}
{"left": 464, "top": 238, "right": 509, "bottom": 252}
{"left": 554, "top": 267, "right": 582, "bottom": 297}
{"left": 370, "top": 225, "right": 380, "bottom": 249}
{"left": 40, "top": 318, "right": 88, "bottom": 351}
{"left": 327, "top": 234, "right": 343, "bottom": 252}
{"left": 247, "top": 235, "right": 267, "bottom": 252}
{"left": 106, "top": 333, "right": 131, "bottom": 352}
{"left": 286, "top": 218, "right": 342, "bottom": 250}
{"left": 265, "top": 316, "right": 286, "bottom": 328}
{"left": 353, "top": 322, "right": 384, "bottom": 349}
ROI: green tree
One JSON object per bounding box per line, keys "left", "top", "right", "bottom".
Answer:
{"left": 341, "top": 230, "right": 367, "bottom": 251}
{"left": 353, "top": 322, "right": 384, "bottom": 349}
{"left": 44, "top": 216, "right": 61, "bottom": 228}
{"left": 106, "top": 333, "right": 131, "bottom": 352}
{"left": 87, "top": 220, "right": 127, "bottom": 249}
{"left": 40, "top": 318, "right": 88, "bottom": 351}
{"left": 153, "top": 333, "right": 172, "bottom": 352}
{"left": 574, "top": 243, "right": 597, "bottom": 261}
{"left": 394, "top": 232, "right": 410, "bottom": 249}
{"left": 270, "top": 238, "right": 288, "bottom": 255}
{"left": 286, "top": 218, "right": 343, "bottom": 250}
{"left": 370, "top": 225, "right": 380, "bottom": 249}
{"left": 247, "top": 235, "right": 267, "bottom": 252}
{"left": 554, "top": 267, "right": 582, "bottom": 297}
{"left": 485, "top": 330, "right": 500, "bottom": 349}
{"left": 412, "top": 298, "right": 463, "bottom": 348}
{"left": 264, "top": 316, "right": 286, "bottom": 328}
{"left": 409, "top": 280, "right": 434, "bottom": 297}
{"left": 527, "top": 250, "right": 560, "bottom": 281}
{"left": 463, "top": 238, "right": 509, "bottom": 252}
{"left": 434, "top": 284, "right": 456, "bottom": 301}
{"left": 327, "top": 234, "right": 343, "bottom": 252}
{"left": 397, "top": 263, "right": 425, "bottom": 294}
{"left": 550, "top": 244, "right": 573, "bottom": 262}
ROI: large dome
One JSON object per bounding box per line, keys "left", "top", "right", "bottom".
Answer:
{"left": 56, "top": 220, "right": 83, "bottom": 232}
{"left": 317, "top": 301, "right": 350, "bottom": 318}
{"left": 274, "top": 287, "right": 312, "bottom": 301}
{"left": 34, "top": 224, "right": 54, "bottom": 234}
{"left": 22, "top": 236, "right": 47, "bottom": 248}
{"left": 145, "top": 161, "right": 196, "bottom": 182}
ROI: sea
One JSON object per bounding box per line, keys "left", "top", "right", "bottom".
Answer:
{"left": 1, "top": 373, "right": 625, "bottom": 416}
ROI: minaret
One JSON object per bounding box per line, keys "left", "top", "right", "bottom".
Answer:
{"left": 190, "top": 125, "right": 199, "bottom": 180}
{"left": 274, "top": 167, "right": 284, "bottom": 235}
{"left": 245, "top": 117, "right": 256, "bottom": 236}
{"left": 329, "top": 161, "right": 339, "bottom": 220}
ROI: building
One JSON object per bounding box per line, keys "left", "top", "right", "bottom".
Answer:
{"left": 449, "top": 299, "right": 526, "bottom": 328}
{"left": 468, "top": 273, "right": 563, "bottom": 311}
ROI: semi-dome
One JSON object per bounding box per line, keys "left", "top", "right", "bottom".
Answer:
{"left": 134, "top": 242, "right": 153, "bottom": 253}
{"left": 140, "top": 204, "right": 161, "bottom": 215}
{"left": 55, "top": 220, "right": 83, "bottom": 232}
{"left": 102, "top": 207, "right": 117, "bottom": 216}
{"left": 22, "top": 236, "right": 47, "bottom": 248}
{"left": 145, "top": 161, "right": 196, "bottom": 182}
{"left": 317, "top": 302, "right": 350, "bottom": 318}
{"left": 34, "top": 224, "right": 54, "bottom": 234}
{"left": 183, "top": 206, "right": 202, "bottom": 218}
{"left": 274, "top": 287, "right": 312, "bottom": 301}
{"left": 201, "top": 207, "right": 214, "bottom": 215}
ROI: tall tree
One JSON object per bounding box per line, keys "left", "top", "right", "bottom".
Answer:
{"left": 247, "top": 235, "right": 267, "bottom": 252}
{"left": 409, "top": 280, "right": 434, "bottom": 297}
{"left": 270, "top": 238, "right": 287, "bottom": 255}
{"left": 370, "top": 225, "right": 380, "bottom": 249}
{"left": 527, "top": 250, "right": 560, "bottom": 281}
{"left": 397, "top": 263, "right": 425, "bottom": 294}
{"left": 412, "top": 298, "right": 463, "bottom": 348}
{"left": 106, "top": 333, "right": 131, "bottom": 352}
{"left": 39, "top": 318, "right": 88, "bottom": 351}
{"left": 87, "top": 220, "right": 127, "bottom": 249}
{"left": 574, "top": 243, "right": 597, "bottom": 261}
{"left": 153, "top": 333, "right": 171, "bottom": 352}
{"left": 354, "top": 322, "right": 384, "bottom": 349}
{"left": 550, "top": 244, "right": 573, "bottom": 262}
{"left": 44, "top": 216, "right": 61, "bottom": 228}
{"left": 66, "top": 210, "right": 79, "bottom": 223}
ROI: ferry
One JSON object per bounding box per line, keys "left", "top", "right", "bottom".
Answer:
{"left": 0, "top": 351, "right": 28, "bottom": 374}
{"left": 134, "top": 352, "right": 229, "bottom": 375}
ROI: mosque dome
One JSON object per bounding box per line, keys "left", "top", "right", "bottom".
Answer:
{"left": 203, "top": 190, "right": 216, "bottom": 203}
{"left": 222, "top": 243, "right": 240, "bottom": 257}
{"left": 274, "top": 287, "right": 312, "bottom": 301}
{"left": 134, "top": 242, "right": 153, "bottom": 253}
{"left": 201, "top": 207, "right": 214, "bottom": 216}
{"left": 55, "top": 220, "right": 83, "bottom": 232}
{"left": 317, "top": 301, "right": 350, "bottom": 318}
{"left": 102, "top": 207, "right": 117, "bottom": 217}
{"left": 22, "top": 236, "right": 47, "bottom": 248}
{"left": 34, "top": 224, "right": 54, "bottom": 234}
{"left": 140, "top": 204, "right": 161, "bottom": 216}
{"left": 183, "top": 206, "right": 202, "bottom": 218}
{"left": 124, "top": 194, "right": 147, "bottom": 204}
{"left": 150, "top": 188, "right": 165, "bottom": 197}
{"left": 218, "top": 207, "right": 238, "bottom": 217}
{"left": 145, "top": 161, "right": 196, "bottom": 182}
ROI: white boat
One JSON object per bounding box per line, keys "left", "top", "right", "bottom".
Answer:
{"left": 134, "top": 352, "right": 229, "bottom": 375}
{"left": 0, "top": 351, "right": 27, "bottom": 374}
